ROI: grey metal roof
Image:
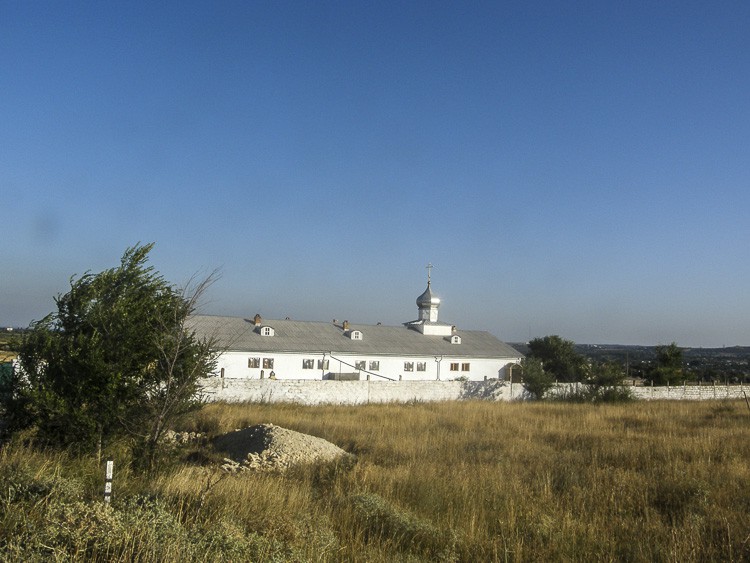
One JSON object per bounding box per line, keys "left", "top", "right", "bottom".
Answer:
{"left": 189, "top": 315, "right": 523, "bottom": 359}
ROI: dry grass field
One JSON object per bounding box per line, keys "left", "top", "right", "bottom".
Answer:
{"left": 2, "top": 400, "right": 750, "bottom": 561}
{"left": 0, "top": 333, "right": 16, "bottom": 362}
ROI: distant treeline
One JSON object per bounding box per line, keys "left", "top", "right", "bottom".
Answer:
{"left": 511, "top": 343, "right": 750, "bottom": 383}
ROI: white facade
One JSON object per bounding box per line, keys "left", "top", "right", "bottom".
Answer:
{"left": 214, "top": 349, "right": 517, "bottom": 382}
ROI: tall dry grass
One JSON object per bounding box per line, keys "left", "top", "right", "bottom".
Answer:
{"left": 2, "top": 400, "right": 750, "bottom": 561}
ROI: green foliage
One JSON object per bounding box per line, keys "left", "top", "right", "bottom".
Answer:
{"left": 587, "top": 361, "right": 626, "bottom": 387}
{"left": 585, "top": 361, "right": 634, "bottom": 403}
{"left": 0, "top": 362, "right": 14, "bottom": 406}
{"left": 650, "top": 342, "right": 685, "bottom": 385}
{"left": 588, "top": 385, "right": 634, "bottom": 403}
{"left": 0, "top": 462, "right": 297, "bottom": 561}
{"left": 527, "top": 335, "right": 588, "bottom": 382}
{"left": 549, "top": 362, "right": 634, "bottom": 403}
{"left": 350, "top": 492, "right": 458, "bottom": 560}
{"left": 3, "top": 244, "right": 217, "bottom": 467}
{"left": 521, "top": 357, "right": 555, "bottom": 400}
{"left": 0, "top": 458, "right": 84, "bottom": 505}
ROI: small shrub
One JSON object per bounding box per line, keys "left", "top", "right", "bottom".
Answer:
{"left": 350, "top": 492, "right": 458, "bottom": 561}
{"left": 0, "top": 461, "right": 83, "bottom": 505}
{"left": 42, "top": 501, "right": 124, "bottom": 559}
{"left": 550, "top": 383, "right": 634, "bottom": 403}
{"left": 593, "top": 385, "right": 634, "bottom": 403}
{"left": 197, "top": 520, "right": 302, "bottom": 562}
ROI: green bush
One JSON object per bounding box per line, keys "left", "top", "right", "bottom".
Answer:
{"left": 350, "top": 492, "right": 458, "bottom": 561}
{"left": 521, "top": 358, "right": 554, "bottom": 400}
{"left": 551, "top": 383, "right": 634, "bottom": 403}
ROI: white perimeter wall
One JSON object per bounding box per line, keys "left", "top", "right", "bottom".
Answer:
{"left": 202, "top": 378, "right": 521, "bottom": 404}
{"left": 202, "top": 379, "right": 750, "bottom": 405}
{"left": 214, "top": 350, "right": 521, "bottom": 382}
{"left": 552, "top": 382, "right": 750, "bottom": 401}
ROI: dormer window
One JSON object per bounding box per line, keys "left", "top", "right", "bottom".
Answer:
{"left": 450, "top": 335, "right": 461, "bottom": 344}
{"left": 349, "top": 330, "right": 363, "bottom": 340}
{"left": 261, "top": 326, "right": 275, "bottom": 337}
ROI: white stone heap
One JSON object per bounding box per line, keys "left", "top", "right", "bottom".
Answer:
{"left": 214, "top": 423, "right": 354, "bottom": 473}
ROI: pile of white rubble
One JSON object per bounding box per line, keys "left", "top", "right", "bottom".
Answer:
{"left": 213, "top": 423, "right": 353, "bottom": 473}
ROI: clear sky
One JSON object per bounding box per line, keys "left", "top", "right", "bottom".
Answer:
{"left": 2, "top": 1, "right": 749, "bottom": 347}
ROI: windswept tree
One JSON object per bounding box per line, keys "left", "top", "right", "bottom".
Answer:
{"left": 4, "top": 243, "right": 218, "bottom": 468}
{"left": 526, "top": 335, "right": 588, "bottom": 382}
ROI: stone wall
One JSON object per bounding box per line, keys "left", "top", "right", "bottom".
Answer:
{"left": 201, "top": 378, "right": 526, "bottom": 405}
{"left": 201, "top": 378, "right": 749, "bottom": 405}
{"left": 630, "top": 382, "right": 749, "bottom": 401}
{"left": 548, "top": 381, "right": 749, "bottom": 401}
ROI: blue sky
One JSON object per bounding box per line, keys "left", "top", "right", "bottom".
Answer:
{"left": 2, "top": 1, "right": 749, "bottom": 347}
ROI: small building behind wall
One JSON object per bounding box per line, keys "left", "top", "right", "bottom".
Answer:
{"left": 189, "top": 276, "right": 522, "bottom": 383}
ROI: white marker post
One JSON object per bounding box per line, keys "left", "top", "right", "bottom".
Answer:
{"left": 104, "top": 459, "right": 114, "bottom": 504}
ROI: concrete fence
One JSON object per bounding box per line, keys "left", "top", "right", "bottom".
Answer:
{"left": 201, "top": 378, "right": 750, "bottom": 405}
{"left": 201, "top": 378, "right": 523, "bottom": 405}
{"left": 551, "top": 381, "right": 749, "bottom": 401}
{"left": 631, "top": 382, "right": 749, "bottom": 401}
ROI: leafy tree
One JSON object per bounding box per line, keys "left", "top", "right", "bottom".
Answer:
{"left": 4, "top": 244, "right": 217, "bottom": 468}
{"left": 584, "top": 361, "right": 633, "bottom": 402}
{"left": 521, "top": 358, "right": 555, "bottom": 400}
{"left": 527, "top": 335, "right": 587, "bottom": 382}
{"left": 587, "top": 361, "right": 626, "bottom": 388}
{"left": 649, "top": 342, "right": 685, "bottom": 385}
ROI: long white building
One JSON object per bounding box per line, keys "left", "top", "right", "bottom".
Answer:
{"left": 191, "top": 276, "right": 522, "bottom": 383}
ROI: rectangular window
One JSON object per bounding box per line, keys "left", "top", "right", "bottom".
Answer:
{"left": 355, "top": 360, "right": 366, "bottom": 370}
{"left": 317, "top": 359, "right": 329, "bottom": 370}
{"left": 450, "top": 363, "right": 459, "bottom": 372}
{"left": 416, "top": 362, "right": 427, "bottom": 372}
{"left": 462, "top": 363, "right": 470, "bottom": 372}
{"left": 248, "top": 357, "right": 260, "bottom": 368}
{"left": 404, "top": 362, "right": 414, "bottom": 372}
{"left": 302, "top": 359, "right": 314, "bottom": 369}
{"left": 369, "top": 361, "right": 380, "bottom": 371}
{"left": 263, "top": 358, "right": 274, "bottom": 369}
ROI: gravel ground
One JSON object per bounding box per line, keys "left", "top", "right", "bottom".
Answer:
{"left": 213, "top": 423, "right": 354, "bottom": 472}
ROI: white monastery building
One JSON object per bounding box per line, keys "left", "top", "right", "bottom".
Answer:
{"left": 190, "top": 271, "right": 523, "bottom": 383}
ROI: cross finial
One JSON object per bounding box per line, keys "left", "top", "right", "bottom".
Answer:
{"left": 426, "top": 262, "right": 433, "bottom": 284}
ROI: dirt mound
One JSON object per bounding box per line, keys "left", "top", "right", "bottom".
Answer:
{"left": 213, "top": 423, "right": 354, "bottom": 472}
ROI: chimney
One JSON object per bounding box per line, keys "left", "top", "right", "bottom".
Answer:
{"left": 254, "top": 314, "right": 262, "bottom": 327}
{"left": 343, "top": 320, "right": 350, "bottom": 331}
